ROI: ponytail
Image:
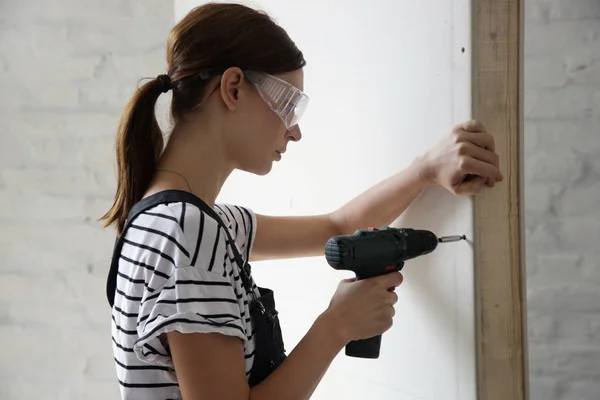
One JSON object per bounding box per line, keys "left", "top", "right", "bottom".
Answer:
{"left": 100, "top": 75, "right": 171, "bottom": 234}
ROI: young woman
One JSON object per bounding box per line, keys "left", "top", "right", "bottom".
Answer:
{"left": 101, "top": 3, "right": 503, "bottom": 400}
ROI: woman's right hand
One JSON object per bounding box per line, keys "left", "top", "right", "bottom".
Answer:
{"left": 324, "top": 271, "right": 403, "bottom": 343}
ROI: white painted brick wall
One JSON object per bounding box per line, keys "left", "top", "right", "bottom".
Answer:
{"left": 525, "top": 0, "right": 600, "bottom": 399}
{"left": 0, "top": 1, "right": 173, "bottom": 399}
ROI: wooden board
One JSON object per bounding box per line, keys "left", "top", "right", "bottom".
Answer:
{"left": 472, "top": 0, "right": 528, "bottom": 399}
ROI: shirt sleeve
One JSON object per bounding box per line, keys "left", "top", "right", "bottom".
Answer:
{"left": 214, "top": 204, "right": 257, "bottom": 262}
{"left": 132, "top": 207, "right": 247, "bottom": 368}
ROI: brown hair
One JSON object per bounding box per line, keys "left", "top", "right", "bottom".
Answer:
{"left": 100, "top": 2, "right": 306, "bottom": 234}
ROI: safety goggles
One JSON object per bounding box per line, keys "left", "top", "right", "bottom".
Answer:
{"left": 244, "top": 70, "right": 309, "bottom": 130}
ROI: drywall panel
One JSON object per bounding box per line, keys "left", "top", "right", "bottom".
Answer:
{"left": 174, "top": 1, "right": 475, "bottom": 399}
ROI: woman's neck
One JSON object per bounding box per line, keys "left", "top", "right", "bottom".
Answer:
{"left": 148, "top": 118, "right": 234, "bottom": 207}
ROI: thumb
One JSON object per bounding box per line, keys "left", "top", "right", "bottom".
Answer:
{"left": 455, "top": 177, "right": 485, "bottom": 195}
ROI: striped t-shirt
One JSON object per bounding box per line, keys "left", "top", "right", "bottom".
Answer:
{"left": 111, "top": 200, "right": 260, "bottom": 400}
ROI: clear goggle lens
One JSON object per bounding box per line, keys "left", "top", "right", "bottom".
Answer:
{"left": 245, "top": 70, "right": 309, "bottom": 130}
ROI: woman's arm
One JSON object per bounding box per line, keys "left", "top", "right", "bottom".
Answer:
{"left": 250, "top": 161, "right": 427, "bottom": 261}
{"left": 167, "top": 309, "right": 345, "bottom": 400}
{"left": 250, "top": 120, "right": 503, "bottom": 262}
{"left": 168, "top": 270, "right": 403, "bottom": 400}
{"left": 250, "top": 312, "right": 346, "bottom": 400}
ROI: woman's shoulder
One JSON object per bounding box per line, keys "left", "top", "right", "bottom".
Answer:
{"left": 127, "top": 201, "right": 256, "bottom": 269}
{"left": 213, "top": 203, "right": 257, "bottom": 254}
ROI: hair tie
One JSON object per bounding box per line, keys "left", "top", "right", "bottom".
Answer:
{"left": 156, "top": 74, "right": 172, "bottom": 93}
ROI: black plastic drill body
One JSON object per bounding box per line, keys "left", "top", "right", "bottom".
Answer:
{"left": 324, "top": 227, "right": 439, "bottom": 359}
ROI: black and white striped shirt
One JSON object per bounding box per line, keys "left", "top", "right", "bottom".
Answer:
{"left": 111, "top": 200, "right": 259, "bottom": 400}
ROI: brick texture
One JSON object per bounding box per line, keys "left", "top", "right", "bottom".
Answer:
{"left": 525, "top": 1, "right": 600, "bottom": 399}
{"left": 0, "top": 1, "right": 173, "bottom": 398}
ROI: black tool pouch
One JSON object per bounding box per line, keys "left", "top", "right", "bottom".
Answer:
{"left": 248, "top": 286, "right": 287, "bottom": 387}
{"left": 197, "top": 202, "right": 287, "bottom": 386}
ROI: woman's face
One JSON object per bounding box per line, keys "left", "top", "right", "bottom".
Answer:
{"left": 223, "top": 68, "right": 304, "bottom": 176}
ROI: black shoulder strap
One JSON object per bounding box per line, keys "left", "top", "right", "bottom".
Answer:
{"left": 106, "top": 190, "right": 254, "bottom": 308}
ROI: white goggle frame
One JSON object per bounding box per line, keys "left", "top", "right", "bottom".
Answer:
{"left": 244, "top": 70, "right": 309, "bottom": 130}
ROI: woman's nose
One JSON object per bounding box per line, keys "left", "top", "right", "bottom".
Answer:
{"left": 288, "top": 125, "right": 302, "bottom": 141}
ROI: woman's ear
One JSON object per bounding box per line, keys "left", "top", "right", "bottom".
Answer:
{"left": 220, "top": 67, "right": 245, "bottom": 111}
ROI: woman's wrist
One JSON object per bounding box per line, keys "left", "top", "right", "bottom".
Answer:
{"left": 410, "top": 154, "right": 436, "bottom": 188}
{"left": 315, "top": 309, "right": 350, "bottom": 351}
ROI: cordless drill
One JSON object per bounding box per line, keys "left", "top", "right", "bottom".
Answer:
{"left": 324, "top": 227, "right": 465, "bottom": 359}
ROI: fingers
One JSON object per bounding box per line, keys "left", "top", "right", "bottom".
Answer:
{"left": 386, "top": 290, "right": 398, "bottom": 306}
{"left": 388, "top": 306, "right": 396, "bottom": 318}
{"left": 458, "top": 142, "right": 504, "bottom": 183}
{"left": 455, "top": 177, "right": 486, "bottom": 195}
{"left": 454, "top": 120, "right": 495, "bottom": 154}
{"left": 456, "top": 127, "right": 495, "bottom": 152}
{"left": 457, "top": 119, "right": 486, "bottom": 133}
{"left": 452, "top": 120, "right": 504, "bottom": 184}
{"left": 459, "top": 141, "right": 499, "bottom": 167}
{"left": 459, "top": 157, "right": 500, "bottom": 183}
{"left": 377, "top": 271, "right": 404, "bottom": 288}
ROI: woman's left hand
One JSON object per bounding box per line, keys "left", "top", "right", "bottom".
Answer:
{"left": 415, "top": 120, "right": 504, "bottom": 196}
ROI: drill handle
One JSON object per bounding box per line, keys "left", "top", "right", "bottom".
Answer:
{"left": 355, "top": 261, "right": 405, "bottom": 280}
{"left": 347, "top": 263, "right": 404, "bottom": 359}
{"left": 346, "top": 335, "right": 382, "bottom": 359}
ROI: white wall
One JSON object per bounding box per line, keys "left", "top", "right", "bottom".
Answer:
{"left": 176, "top": 1, "right": 476, "bottom": 399}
